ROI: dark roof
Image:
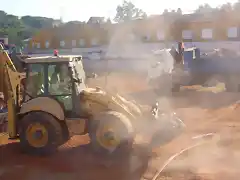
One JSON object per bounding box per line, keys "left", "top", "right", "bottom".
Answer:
{"left": 148, "top": 12, "right": 217, "bottom": 23}
{"left": 87, "top": 17, "right": 105, "bottom": 24}
{"left": 180, "top": 13, "right": 217, "bottom": 22}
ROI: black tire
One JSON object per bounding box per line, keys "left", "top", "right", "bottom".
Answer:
{"left": 89, "top": 111, "right": 134, "bottom": 156}
{"left": 19, "top": 112, "right": 62, "bottom": 156}
{"left": 59, "top": 122, "right": 70, "bottom": 145}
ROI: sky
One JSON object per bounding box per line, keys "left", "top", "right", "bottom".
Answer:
{"left": 0, "top": 0, "right": 238, "bottom": 22}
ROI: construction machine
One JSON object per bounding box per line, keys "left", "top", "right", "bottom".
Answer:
{"left": 0, "top": 46, "right": 185, "bottom": 156}
{"left": 149, "top": 44, "right": 240, "bottom": 93}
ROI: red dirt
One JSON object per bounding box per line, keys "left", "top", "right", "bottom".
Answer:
{"left": 1, "top": 72, "right": 240, "bottom": 180}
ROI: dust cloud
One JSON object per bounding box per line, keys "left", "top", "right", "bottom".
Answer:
{"left": 101, "top": 24, "right": 175, "bottom": 95}
{"left": 86, "top": 24, "right": 240, "bottom": 180}
{"left": 163, "top": 137, "right": 240, "bottom": 179}
{"left": 156, "top": 105, "right": 240, "bottom": 180}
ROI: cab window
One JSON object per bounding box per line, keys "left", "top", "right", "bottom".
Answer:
{"left": 72, "top": 61, "right": 86, "bottom": 92}
{"left": 48, "top": 64, "right": 72, "bottom": 111}
{"left": 48, "top": 64, "right": 72, "bottom": 95}
{"left": 26, "top": 64, "right": 44, "bottom": 97}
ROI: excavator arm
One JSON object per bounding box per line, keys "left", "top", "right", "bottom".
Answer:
{"left": 0, "top": 44, "right": 24, "bottom": 138}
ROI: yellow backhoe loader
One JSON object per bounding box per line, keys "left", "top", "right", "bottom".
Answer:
{"left": 0, "top": 45, "right": 185, "bottom": 156}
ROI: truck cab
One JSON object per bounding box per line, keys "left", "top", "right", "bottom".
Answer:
{"left": 148, "top": 47, "right": 202, "bottom": 92}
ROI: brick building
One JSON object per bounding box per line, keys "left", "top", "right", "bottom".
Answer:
{"left": 28, "top": 12, "right": 240, "bottom": 50}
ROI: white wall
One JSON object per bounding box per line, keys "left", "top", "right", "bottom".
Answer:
{"left": 29, "top": 41, "right": 240, "bottom": 56}
{"left": 182, "top": 30, "right": 193, "bottom": 40}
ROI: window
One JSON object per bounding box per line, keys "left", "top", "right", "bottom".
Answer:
{"left": 48, "top": 64, "right": 72, "bottom": 95}
{"left": 45, "top": 41, "right": 49, "bottom": 48}
{"left": 36, "top": 43, "right": 40, "bottom": 49}
{"left": 72, "top": 40, "right": 76, "bottom": 47}
{"left": 60, "top": 40, "right": 65, "bottom": 47}
{"left": 48, "top": 64, "right": 72, "bottom": 110}
{"left": 91, "top": 38, "right": 98, "bottom": 46}
{"left": 79, "top": 39, "right": 85, "bottom": 47}
{"left": 201, "top": 28, "right": 213, "bottom": 39}
{"left": 26, "top": 64, "right": 44, "bottom": 99}
{"left": 182, "top": 30, "right": 193, "bottom": 39}
{"left": 73, "top": 62, "right": 87, "bottom": 92}
{"left": 227, "top": 27, "right": 238, "bottom": 38}
{"left": 157, "top": 30, "right": 165, "bottom": 41}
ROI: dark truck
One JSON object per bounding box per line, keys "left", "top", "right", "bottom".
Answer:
{"left": 182, "top": 48, "right": 240, "bottom": 92}
{"left": 148, "top": 46, "right": 240, "bottom": 93}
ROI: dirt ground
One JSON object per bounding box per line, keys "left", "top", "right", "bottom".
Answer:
{"left": 1, "top": 72, "right": 240, "bottom": 180}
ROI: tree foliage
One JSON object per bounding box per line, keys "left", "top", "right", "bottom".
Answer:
{"left": 1, "top": 0, "right": 240, "bottom": 45}
{"left": 114, "top": 0, "right": 147, "bottom": 23}
{"left": 0, "top": 11, "right": 58, "bottom": 45}
{"left": 162, "top": 1, "right": 240, "bottom": 16}
{"left": 194, "top": 1, "right": 240, "bottom": 14}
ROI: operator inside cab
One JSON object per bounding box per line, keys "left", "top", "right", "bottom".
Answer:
{"left": 49, "top": 63, "right": 72, "bottom": 110}
{"left": 49, "top": 64, "right": 71, "bottom": 94}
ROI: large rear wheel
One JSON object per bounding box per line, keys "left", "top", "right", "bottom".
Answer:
{"left": 89, "top": 111, "right": 134, "bottom": 156}
{"left": 19, "top": 112, "right": 62, "bottom": 155}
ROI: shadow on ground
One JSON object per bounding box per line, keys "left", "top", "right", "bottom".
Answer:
{"left": 0, "top": 140, "right": 151, "bottom": 180}
{"left": 127, "top": 89, "right": 240, "bottom": 109}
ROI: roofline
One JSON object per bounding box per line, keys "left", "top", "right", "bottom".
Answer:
{"left": 22, "top": 55, "right": 82, "bottom": 64}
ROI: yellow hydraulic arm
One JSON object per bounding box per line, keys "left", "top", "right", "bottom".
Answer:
{"left": 0, "top": 44, "right": 23, "bottom": 138}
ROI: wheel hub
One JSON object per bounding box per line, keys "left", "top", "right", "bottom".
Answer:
{"left": 103, "top": 131, "right": 115, "bottom": 142}
{"left": 33, "top": 130, "right": 44, "bottom": 140}
{"left": 97, "top": 126, "right": 120, "bottom": 149}
{"left": 26, "top": 123, "right": 48, "bottom": 148}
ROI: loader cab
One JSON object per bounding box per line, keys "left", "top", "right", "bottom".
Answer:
{"left": 22, "top": 55, "right": 86, "bottom": 117}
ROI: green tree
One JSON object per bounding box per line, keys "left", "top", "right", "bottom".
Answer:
{"left": 195, "top": 4, "right": 215, "bottom": 13}
{"left": 0, "top": 10, "right": 59, "bottom": 46}
{"left": 233, "top": 0, "right": 240, "bottom": 12}
{"left": 177, "top": 8, "right": 182, "bottom": 14}
{"left": 163, "top": 9, "right": 168, "bottom": 15}
{"left": 220, "top": 2, "right": 232, "bottom": 12}
{"left": 114, "top": 1, "right": 147, "bottom": 23}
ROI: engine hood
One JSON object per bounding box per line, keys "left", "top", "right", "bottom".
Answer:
{"left": 79, "top": 87, "right": 143, "bottom": 119}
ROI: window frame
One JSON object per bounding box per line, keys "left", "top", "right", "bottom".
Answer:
{"left": 23, "top": 63, "right": 46, "bottom": 102}
{"left": 182, "top": 30, "right": 193, "bottom": 40}
{"left": 227, "top": 27, "right": 238, "bottom": 38}
{"left": 201, "top": 28, "right": 213, "bottom": 39}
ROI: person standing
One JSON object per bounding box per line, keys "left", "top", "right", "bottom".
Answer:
{"left": 176, "top": 41, "right": 184, "bottom": 66}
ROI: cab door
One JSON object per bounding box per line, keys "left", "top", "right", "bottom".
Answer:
{"left": 47, "top": 63, "right": 73, "bottom": 113}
